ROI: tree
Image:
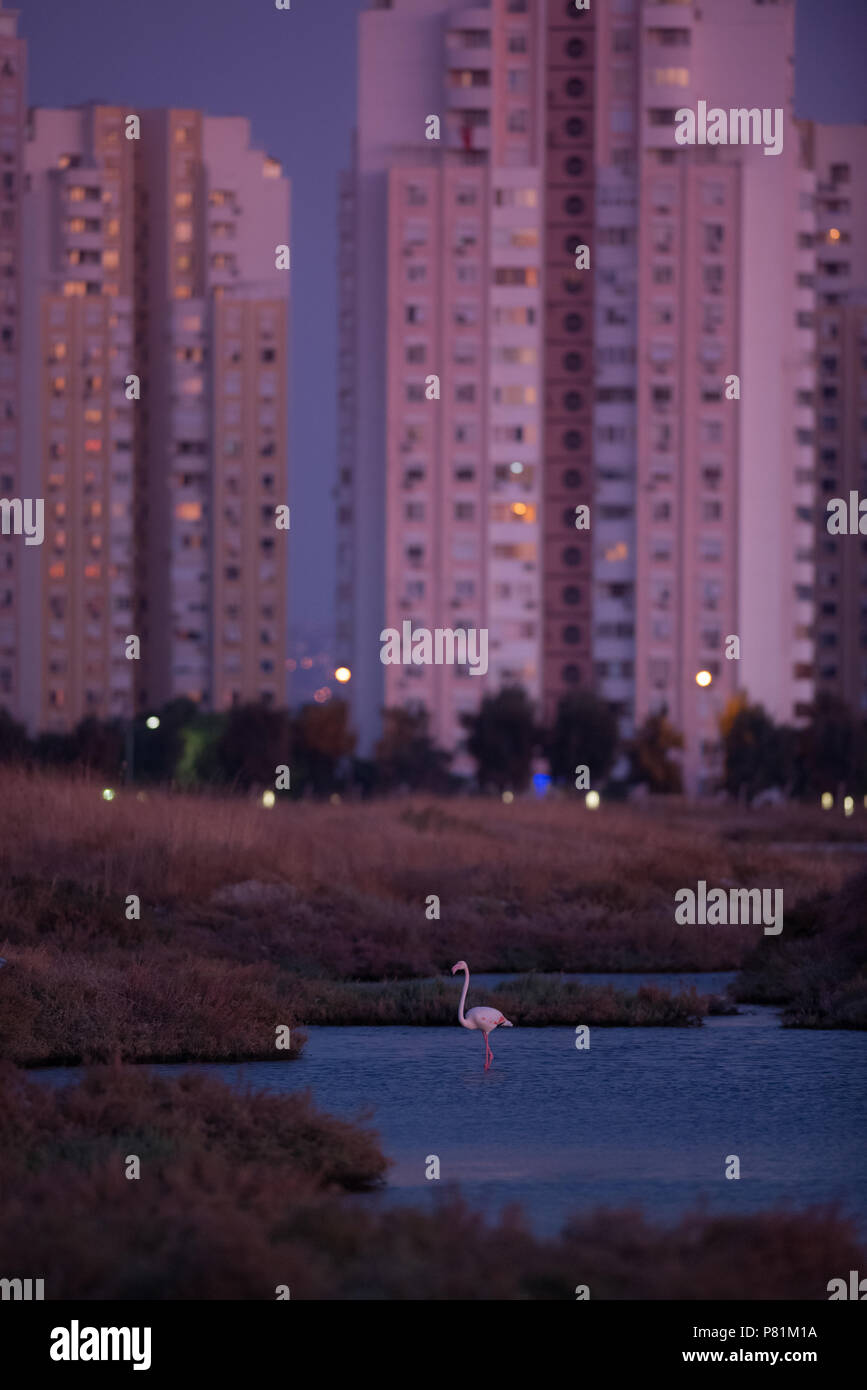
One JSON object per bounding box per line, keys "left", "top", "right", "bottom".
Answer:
{"left": 0, "top": 708, "right": 30, "bottom": 764}
{"left": 292, "top": 699, "right": 357, "bottom": 795}
{"left": 545, "top": 690, "right": 619, "bottom": 786}
{"left": 175, "top": 713, "right": 226, "bottom": 787}
{"left": 628, "top": 709, "right": 684, "bottom": 794}
{"left": 374, "top": 704, "right": 453, "bottom": 793}
{"left": 46, "top": 717, "right": 125, "bottom": 777}
{"left": 214, "top": 702, "right": 292, "bottom": 790}
{"left": 460, "top": 685, "right": 537, "bottom": 793}
{"left": 796, "top": 692, "right": 867, "bottom": 797}
{"left": 131, "top": 697, "right": 198, "bottom": 784}
{"left": 719, "top": 697, "right": 795, "bottom": 802}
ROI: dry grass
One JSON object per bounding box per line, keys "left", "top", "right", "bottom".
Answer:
{"left": 0, "top": 770, "right": 862, "bottom": 1061}
{"left": 0, "top": 1062, "right": 385, "bottom": 1191}
{"left": 733, "top": 866, "right": 867, "bottom": 1028}
{"left": 0, "top": 771, "right": 856, "bottom": 967}
{"left": 0, "top": 948, "right": 307, "bottom": 1065}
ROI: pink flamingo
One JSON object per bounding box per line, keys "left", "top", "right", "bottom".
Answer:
{"left": 451, "top": 960, "right": 513, "bottom": 1071}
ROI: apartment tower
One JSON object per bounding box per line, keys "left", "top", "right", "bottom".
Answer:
{"left": 809, "top": 123, "right": 867, "bottom": 716}
{"left": 338, "top": 0, "right": 591, "bottom": 758}
{"left": 593, "top": 0, "right": 816, "bottom": 794}
{"left": 11, "top": 100, "right": 289, "bottom": 732}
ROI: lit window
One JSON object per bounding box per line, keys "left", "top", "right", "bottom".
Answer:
{"left": 653, "top": 67, "right": 689, "bottom": 87}
{"left": 176, "top": 502, "right": 202, "bottom": 521}
{"left": 175, "top": 221, "right": 193, "bottom": 243}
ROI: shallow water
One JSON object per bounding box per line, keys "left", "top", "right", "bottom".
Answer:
{"left": 36, "top": 989, "right": 867, "bottom": 1237}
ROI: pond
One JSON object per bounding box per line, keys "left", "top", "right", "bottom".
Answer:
{"left": 37, "top": 975, "right": 867, "bottom": 1238}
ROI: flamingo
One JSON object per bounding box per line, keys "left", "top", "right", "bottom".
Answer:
{"left": 451, "top": 960, "right": 513, "bottom": 1071}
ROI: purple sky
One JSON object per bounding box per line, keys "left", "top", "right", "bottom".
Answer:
{"left": 15, "top": 0, "right": 867, "bottom": 641}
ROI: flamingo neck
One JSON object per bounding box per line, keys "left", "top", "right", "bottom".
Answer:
{"left": 457, "top": 965, "right": 470, "bottom": 1026}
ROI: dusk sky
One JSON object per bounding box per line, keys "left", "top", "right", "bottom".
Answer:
{"left": 15, "top": 0, "right": 867, "bottom": 640}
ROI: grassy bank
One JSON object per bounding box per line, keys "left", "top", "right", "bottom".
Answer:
{"left": 0, "top": 771, "right": 862, "bottom": 1062}
{"left": 0, "top": 962, "right": 723, "bottom": 1066}
{"left": 287, "top": 974, "right": 727, "bottom": 1027}
{"left": 0, "top": 1063, "right": 860, "bottom": 1300}
{"left": 733, "top": 867, "right": 867, "bottom": 1028}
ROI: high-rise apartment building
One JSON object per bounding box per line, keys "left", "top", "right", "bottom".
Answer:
{"left": 20, "top": 104, "right": 137, "bottom": 731}
{"left": 595, "top": 0, "right": 817, "bottom": 794}
{"left": 342, "top": 0, "right": 858, "bottom": 792}
{"left": 809, "top": 123, "right": 867, "bottom": 716}
{"left": 8, "top": 86, "right": 290, "bottom": 732}
{"left": 0, "top": 2, "right": 26, "bottom": 717}
{"left": 136, "top": 111, "right": 290, "bottom": 713}
{"left": 337, "top": 0, "right": 589, "bottom": 757}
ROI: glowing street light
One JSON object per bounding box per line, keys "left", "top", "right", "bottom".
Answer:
{"left": 334, "top": 666, "right": 351, "bottom": 684}
{"left": 502, "top": 790, "right": 514, "bottom": 804}
{"left": 844, "top": 796, "right": 854, "bottom": 817}
{"left": 821, "top": 792, "right": 833, "bottom": 810}
{"left": 695, "top": 670, "right": 713, "bottom": 688}
{"left": 102, "top": 788, "right": 116, "bottom": 802}
{"left": 585, "top": 790, "right": 600, "bottom": 810}
{"left": 145, "top": 716, "right": 160, "bottom": 730}
{"left": 262, "top": 790, "right": 276, "bottom": 808}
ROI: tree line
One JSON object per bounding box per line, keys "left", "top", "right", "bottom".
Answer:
{"left": 0, "top": 685, "right": 864, "bottom": 803}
